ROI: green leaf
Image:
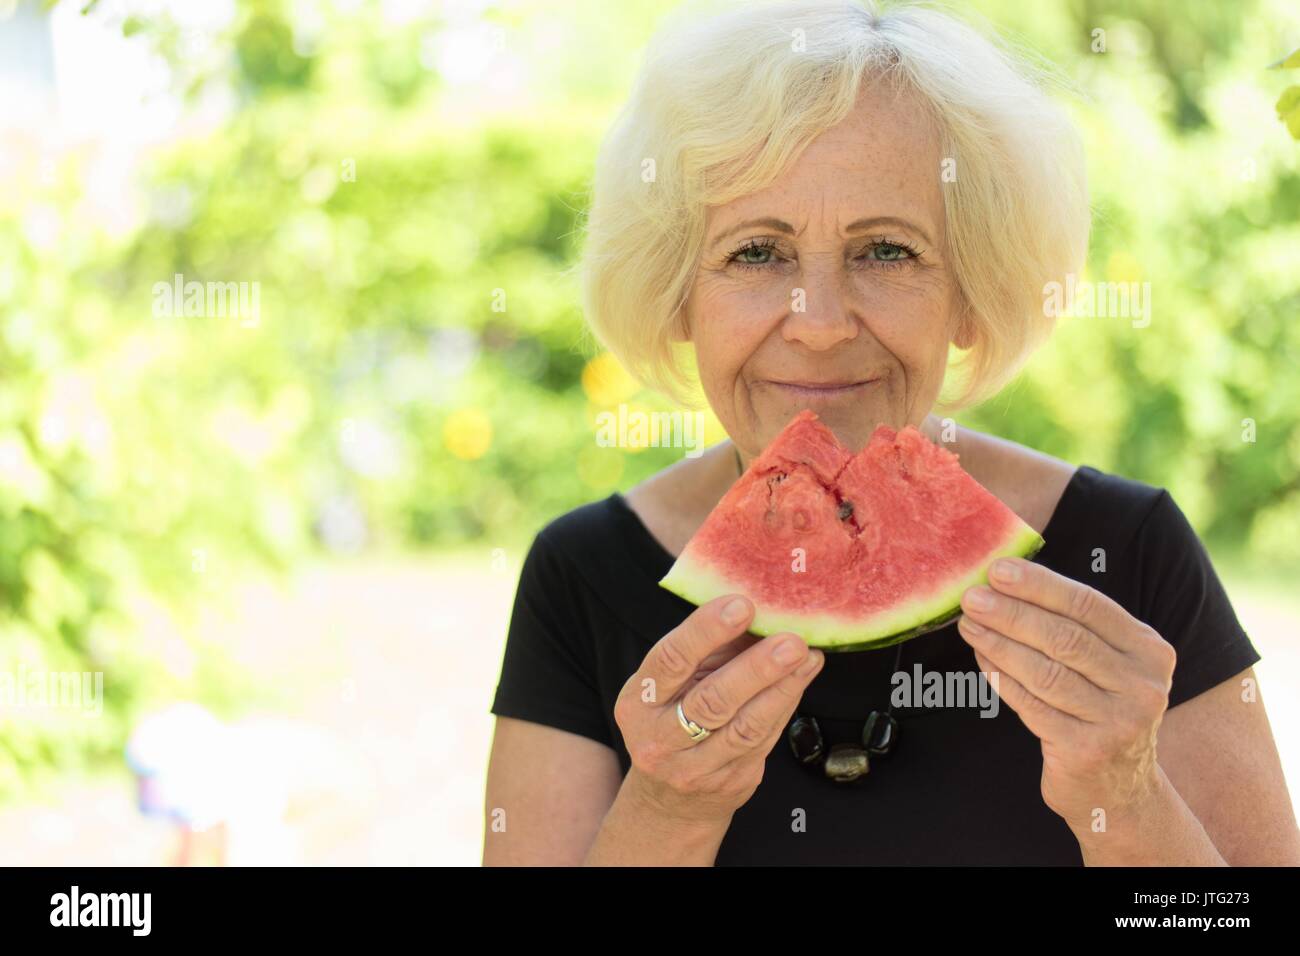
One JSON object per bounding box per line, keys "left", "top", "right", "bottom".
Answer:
{"left": 1277, "top": 85, "right": 1300, "bottom": 139}
{"left": 1268, "top": 48, "right": 1300, "bottom": 70}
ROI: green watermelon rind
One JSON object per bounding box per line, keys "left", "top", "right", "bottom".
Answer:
{"left": 658, "top": 526, "right": 1045, "bottom": 653}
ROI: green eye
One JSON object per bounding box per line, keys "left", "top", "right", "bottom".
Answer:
{"left": 728, "top": 239, "right": 779, "bottom": 269}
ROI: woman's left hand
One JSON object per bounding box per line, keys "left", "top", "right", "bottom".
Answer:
{"left": 956, "top": 556, "right": 1177, "bottom": 834}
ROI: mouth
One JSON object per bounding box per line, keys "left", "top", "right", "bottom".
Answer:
{"left": 764, "top": 377, "right": 881, "bottom": 398}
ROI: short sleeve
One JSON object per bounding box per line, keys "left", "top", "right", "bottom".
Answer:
{"left": 1132, "top": 490, "right": 1261, "bottom": 709}
{"left": 489, "top": 531, "right": 616, "bottom": 749}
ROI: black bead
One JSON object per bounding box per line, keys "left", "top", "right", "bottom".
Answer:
{"left": 787, "top": 716, "right": 824, "bottom": 764}
{"left": 862, "top": 711, "right": 898, "bottom": 755}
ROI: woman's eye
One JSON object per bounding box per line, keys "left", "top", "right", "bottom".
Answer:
{"left": 731, "top": 243, "right": 776, "bottom": 267}
{"left": 868, "top": 242, "right": 910, "bottom": 262}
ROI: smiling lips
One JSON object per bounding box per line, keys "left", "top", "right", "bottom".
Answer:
{"left": 766, "top": 377, "right": 880, "bottom": 397}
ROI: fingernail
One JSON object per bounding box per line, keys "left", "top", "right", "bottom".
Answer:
{"left": 960, "top": 615, "right": 987, "bottom": 637}
{"left": 772, "top": 637, "right": 802, "bottom": 665}
{"left": 990, "top": 559, "right": 1021, "bottom": 583}
{"left": 721, "top": 597, "right": 752, "bottom": 626}
{"left": 964, "top": 587, "right": 995, "bottom": 612}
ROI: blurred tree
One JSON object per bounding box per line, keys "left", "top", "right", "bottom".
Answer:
{"left": 2, "top": 0, "right": 1297, "bottom": 794}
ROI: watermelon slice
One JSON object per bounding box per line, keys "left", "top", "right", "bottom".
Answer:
{"left": 658, "top": 410, "right": 1045, "bottom": 652}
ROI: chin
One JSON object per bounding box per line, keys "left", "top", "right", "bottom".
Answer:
{"left": 759, "top": 399, "right": 893, "bottom": 452}
{"left": 747, "top": 378, "right": 894, "bottom": 442}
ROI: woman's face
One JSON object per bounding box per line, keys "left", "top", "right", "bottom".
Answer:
{"left": 684, "top": 88, "right": 966, "bottom": 458}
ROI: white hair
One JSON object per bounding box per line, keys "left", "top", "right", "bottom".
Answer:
{"left": 577, "top": 0, "right": 1090, "bottom": 409}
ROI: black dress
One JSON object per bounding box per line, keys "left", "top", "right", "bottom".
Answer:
{"left": 489, "top": 465, "right": 1261, "bottom": 865}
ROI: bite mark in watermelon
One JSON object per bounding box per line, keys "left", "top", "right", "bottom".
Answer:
{"left": 658, "top": 410, "right": 1045, "bottom": 652}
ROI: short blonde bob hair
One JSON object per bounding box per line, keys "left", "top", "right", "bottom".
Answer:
{"left": 578, "top": 0, "right": 1090, "bottom": 410}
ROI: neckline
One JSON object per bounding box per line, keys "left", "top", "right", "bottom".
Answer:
{"left": 610, "top": 464, "right": 1095, "bottom": 573}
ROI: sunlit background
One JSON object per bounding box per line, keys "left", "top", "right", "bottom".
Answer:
{"left": 1, "top": 0, "right": 1298, "bottom": 865}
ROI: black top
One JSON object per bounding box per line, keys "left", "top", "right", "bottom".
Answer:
{"left": 490, "top": 465, "right": 1261, "bottom": 865}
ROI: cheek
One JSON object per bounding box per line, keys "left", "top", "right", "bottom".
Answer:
{"left": 689, "top": 281, "right": 784, "bottom": 380}
{"left": 689, "top": 268, "right": 958, "bottom": 387}
{"left": 849, "top": 273, "right": 954, "bottom": 369}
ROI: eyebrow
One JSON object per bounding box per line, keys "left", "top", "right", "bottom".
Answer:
{"left": 709, "top": 215, "right": 932, "bottom": 247}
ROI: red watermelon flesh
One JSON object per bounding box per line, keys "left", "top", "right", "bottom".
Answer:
{"left": 658, "top": 410, "right": 1045, "bottom": 651}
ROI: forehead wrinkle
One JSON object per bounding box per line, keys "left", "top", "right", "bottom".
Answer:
{"left": 706, "top": 100, "right": 947, "bottom": 249}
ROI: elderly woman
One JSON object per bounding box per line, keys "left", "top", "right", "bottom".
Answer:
{"left": 483, "top": 0, "right": 1299, "bottom": 865}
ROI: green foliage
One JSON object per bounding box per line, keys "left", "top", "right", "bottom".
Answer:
{"left": 1270, "top": 47, "right": 1300, "bottom": 138}
{"left": 957, "top": 0, "right": 1300, "bottom": 559}
{"left": 2, "top": 0, "right": 1298, "bottom": 792}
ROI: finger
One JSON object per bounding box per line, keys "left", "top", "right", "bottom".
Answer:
{"left": 971, "top": 648, "right": 1078, "bottom": 743}
{"left": 670, "top": 632, "right": 813, "bottom": 749}
{"left": 985, "top": 558, "right": 1143, "bottom": 653}
{"left": 642, "top": 595, "right": 756, "bottom": 701}
{"left": 960, "top": 586, "right": 1127, "bottom": 692}
{"left": 670, "top": 632, "right": 811, "bottom": 749}
{"left": 697, "top": 631, "right": 763, "bottom": 675}
{"left": 957, "top": 615, "right": 1108, "bottom": 722}
{"left": 672, "top": 651, "right": 823, "bottom": 780}
{"left": 707, "top": 646, "right": 825, "bottom": 762}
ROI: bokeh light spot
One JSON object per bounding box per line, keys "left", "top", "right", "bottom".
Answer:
{"left": 443, "top": 408, "right": 492, "bottom": 461}
{"left": 581, "top": 352, "right": 639, "bottom": 406}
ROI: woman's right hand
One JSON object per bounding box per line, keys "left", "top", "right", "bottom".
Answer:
{"left": 613, "top": 594, "right": 824, "bottom": 828}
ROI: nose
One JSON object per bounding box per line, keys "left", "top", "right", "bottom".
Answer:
{"left": 780, "top": 271, "right": 860, "bottom": 351}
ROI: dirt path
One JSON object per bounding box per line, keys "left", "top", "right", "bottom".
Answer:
{"left": 0, "top": 551, "right": 519, "bottom": 866}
